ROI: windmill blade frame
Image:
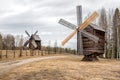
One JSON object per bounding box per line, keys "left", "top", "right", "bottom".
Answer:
{"left": 81, "top": 30, "right": 99, "bottom": 43}
{"left": 59, "top": 19, "right": 77, "bottom": 30}
{"left": 62, "top": 11, "right": 99, "bottom": 46}
{"left": 33, "top": 30, "right": 38, "bottom": 36}
{"left": 59, "top": 18, "right": 99, "bottom": 43}
{"left": 62, "top": 29, "right": 77, "bottom": 45}
{"left": 25, "top": 30, "right": 31, "bottom": 37}
{"left": 24, "top": 40, "right": 29, "bottom": 47}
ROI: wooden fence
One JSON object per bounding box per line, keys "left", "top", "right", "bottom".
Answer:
{"left": 0, "top": 50, "right": 62, "bottom": 60}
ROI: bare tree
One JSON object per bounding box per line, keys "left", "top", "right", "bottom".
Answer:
{"left": 99, "top": 8, "right": 108, "bottom": 30}
{"left": 0, "top": 34, "right": 3, "bottom": 50}
{"left": 106, "top": 9, "right": 114, "bottom": 59}
{"left": 0, "top": 34, "right": 2, "bottom": 59}
{"left": 99, "top": 8, "right": 108, "bottom": 58}
{"left": 15, "top": 35, "right": 20, "bottom": 48}
{"left": 54, "top": 40, "right": 57, "bottom": 54}
{"left": 113, "top": 8, "right": 120, "bottom": 59}
{"left": 19, "top": 35, "right": 23, "bottom": 57}
{"left": 47, "top": 40, "right": 51, "bottom": 54}
{"left": 3, "top": 34, "right": 15, "bottom": 58}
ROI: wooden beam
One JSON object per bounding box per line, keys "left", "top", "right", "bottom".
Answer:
{"left": 78, "top": 12, "right": 99, "bottom": 30}
{"left": 62, "top": 29, "right": 77, "bottom": 45}
{"left": 81, "top": 30, "right": 99, "bottom": 43}
{"left": 58, "top": 19, "right": 76, "bottom": 30}
{"left": 77, "top": 5, "right": 83, "bottom": 55}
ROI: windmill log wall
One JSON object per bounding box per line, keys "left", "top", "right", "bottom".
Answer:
{"left": 82, "top": 26, "right": 105, "bottom": 61}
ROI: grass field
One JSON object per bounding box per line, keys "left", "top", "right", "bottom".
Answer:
{"left": 0, "top": 55, "right": 120, "bottom": 80}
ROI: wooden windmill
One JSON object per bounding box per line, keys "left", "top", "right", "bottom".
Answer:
{"left": 59, "top": 6, "right": 105, "bottom": 61}
{"left": 24, "top": 30, "right": 41, "bottom": 50}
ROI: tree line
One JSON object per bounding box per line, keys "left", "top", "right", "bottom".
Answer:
{"left": 0, "top": 33, "right": 76, "bottom": 54}
{"left": 98, "top": 8, "right": 120, "bottom": 59}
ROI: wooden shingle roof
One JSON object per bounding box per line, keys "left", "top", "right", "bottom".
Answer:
{"left": 33, "top": 35, "right": 41, "bottom": 41}
{"left": 89, "top": 23, "right": 105, "bottom": 32}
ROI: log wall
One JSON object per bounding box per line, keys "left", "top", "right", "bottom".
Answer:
{"left": 83, "top": 26, "right": 105, "bottom": 56}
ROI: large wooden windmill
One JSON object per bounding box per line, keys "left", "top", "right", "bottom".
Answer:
{"left": 59, "top": 6, "right": 105, "bottom": 61}
{"left": 24, "top": 30, "right": 41, "bottom": 50}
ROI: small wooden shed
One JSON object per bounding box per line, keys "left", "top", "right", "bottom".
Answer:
{"left": 82, "top": 23, "right": 105, "bottom": 61}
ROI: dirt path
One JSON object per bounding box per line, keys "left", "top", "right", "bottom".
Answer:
{"left": 0, "top": 56, "right": 66, "bottom": 75}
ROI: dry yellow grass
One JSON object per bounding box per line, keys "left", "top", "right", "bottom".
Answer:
{"left": 0, "top": 55, "right": 120, "bottom": 80}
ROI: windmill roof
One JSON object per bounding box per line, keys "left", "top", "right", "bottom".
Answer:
{"left": 89, "top": 23, "right": 105, "bottom": 32}
{"left": 33, "top": 35, "right": 41, "bottom": 41}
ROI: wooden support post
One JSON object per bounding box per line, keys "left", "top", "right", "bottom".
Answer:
{"left": 82, "top": 53, "right": 99, "bottom": 61}
{"left": 0, "top": 50, "right": 2, "bottom": 59}
{"left": 26, "top": 50, "right": 27, "bottom": 56}
{"left": 38, "top": 50, "right": 39, "bottom": 55}
{"left": 6, "top": 49, "right": 8, "bottom": 58}
{"left": 13, "top": 50, "right": 15, "bottom": 58}
{"left": 30, "top": 49, "right": 34, "bottom": 56}
{"left": 19, "top": 48, "right": 22, "bottom": 57}
{"left": 77, "top": 5, "right": 83, "bottom": 55}
{"left": 41, "top": 49, "right": 43, "bottom": 56}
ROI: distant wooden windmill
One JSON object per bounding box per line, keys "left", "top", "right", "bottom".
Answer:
{"left": 59, "top": 6, "right": 105, "bottom": 61}
{"left": 24, "top": 30, "right": 41, "bottom": 50}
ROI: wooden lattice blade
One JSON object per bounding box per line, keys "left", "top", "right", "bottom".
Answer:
{"left": 25, "top": 30, "right": 31, "bottom": 37}
{"left": 33, "top": 30, "right": 38, "bottom": 36}
{"left": 78, "top": 11, "right": 99, "bottom": 30}
{"left": 24, "top": 40, "right": 29, "bottom": 47}
{"left": 62, "top": 11, "right": 99, "bottom": 46}
{"left": 62, "top": 29, "right": 77, "bottom": 45}
{"left": 59, "top": 19, "right": 77, "bottom": 30}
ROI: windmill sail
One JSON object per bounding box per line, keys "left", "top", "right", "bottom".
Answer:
{"left": 59, "top": 19, "right": 76, "bottom": 30}
{"left": 62, "top": 12, "right": 99, "bottom": 45}
{"left": 81, "top": 30, "right": 99, "bottom": 43}
{"left": 25, "top": 30, "right": 31, "bottom": 37}
{"left": 24, "top": 40, "right": 29, "bottom": 47}
{"left": 33, "top": 31, "right": 38, "bottom": 36}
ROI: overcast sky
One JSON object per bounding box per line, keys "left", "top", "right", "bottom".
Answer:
{"left": 0, "top": 0, "right": 120, "bottom": 49}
